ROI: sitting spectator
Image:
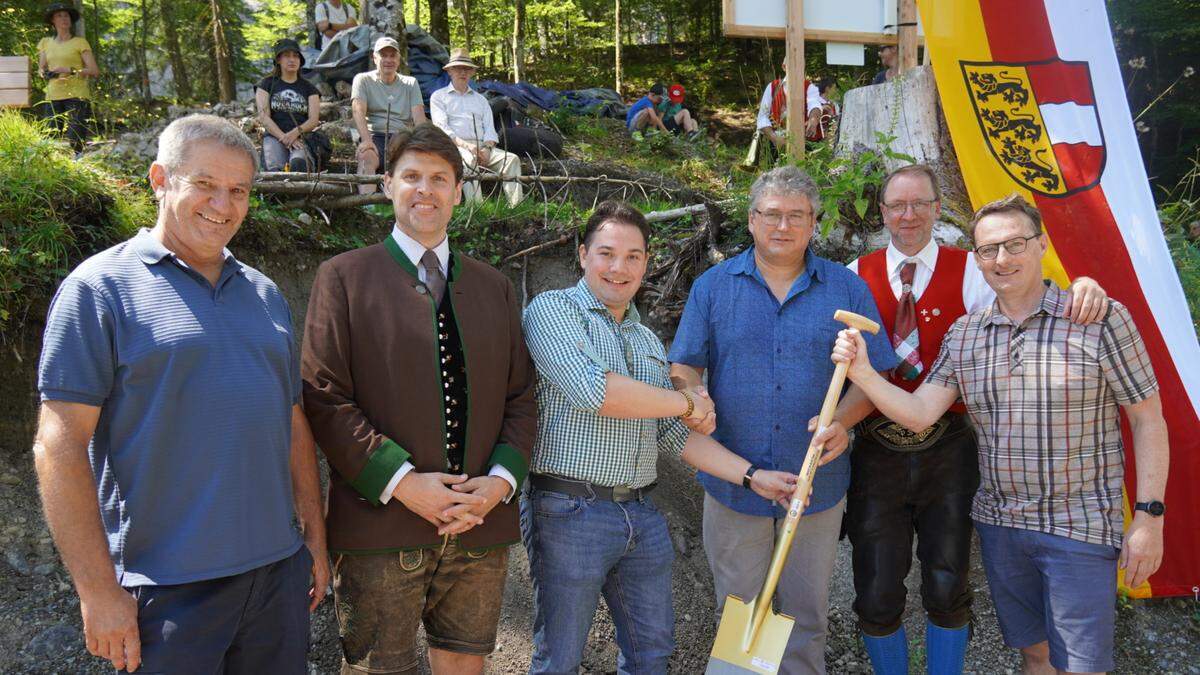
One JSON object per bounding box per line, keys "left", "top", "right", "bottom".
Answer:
{"left": 430, "top": 49, "right": 523, "bottom": 206}
{"left": 352, "top": 37, "right": 426, "bottom": 191}
{"left": 37, "top": 2, "right": 99, "bottom": 154}
{"left": 626, "top": 83, "right": 670, "bottom": 135}
{"left": 872, "top": 45, "right": 897, "bottom": 85}
{"left": 315, "top": 0, "right": 357, "bottom": 51}
{"left": 657, "top": 83, "right": 701, "bottom": 140}
{"left": 256, "top": 38, "right": 321, "bottom": 172}
{"left": 755, "top": 61, "right": 822, "bottom": 150}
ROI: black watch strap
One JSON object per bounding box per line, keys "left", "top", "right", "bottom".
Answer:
{"left": 1135, "top": 500, "right": 1165, "bottom": 516}
{"left": 742, "top": 464, "right": 760, "bottom": 490}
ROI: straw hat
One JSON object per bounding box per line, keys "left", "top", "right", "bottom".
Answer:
{"left": 443, "top": 49, "right": 478, "bottom": 70}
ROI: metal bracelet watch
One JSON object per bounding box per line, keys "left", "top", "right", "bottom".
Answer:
{"left": 742, "top": 464, "right": 761, "bottom": 490}
{"left": 1134, "top": 500, "right": 1165, "bottom": 517}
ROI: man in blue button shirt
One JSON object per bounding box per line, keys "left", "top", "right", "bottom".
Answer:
{"left": 34, "top": 115, "right": 328, "bottom": 674}
{"left": 669, "top": 166, "right": 896, "bottom": 674}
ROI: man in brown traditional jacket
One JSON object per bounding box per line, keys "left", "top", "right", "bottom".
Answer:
{"left": 302, "top": 123, "right": 537, "bottom": 675}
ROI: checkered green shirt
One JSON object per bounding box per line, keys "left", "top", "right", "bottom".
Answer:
{"left": 522, "top": 279, "right": 690, "bottom": 488}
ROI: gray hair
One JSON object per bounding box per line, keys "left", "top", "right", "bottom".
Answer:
{"left": 155, "top": 114, "right": 259, "bottom": 173}
{"left": 749, "top": 165, "right": 821, "bottom": 215}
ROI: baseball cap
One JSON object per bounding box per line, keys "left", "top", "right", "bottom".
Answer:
{"left": 668, "top": 84, "right": 684, "bottom": 104}
{"left": 374, "top": 36, "right": 401, "bottom": 53}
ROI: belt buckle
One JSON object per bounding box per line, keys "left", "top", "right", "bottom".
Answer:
{"left": 611, "top": 485, "right": 635, "bottom": 502}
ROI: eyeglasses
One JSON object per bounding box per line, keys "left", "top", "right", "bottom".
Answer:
{"left": 974, "top": 233, "right": 1041, "bottom": 261}
{"left": 753, "top": 209, "right": 814, "bottom": 227}
{"left": 880, "top": 199, "right": 937, "bottom": 216}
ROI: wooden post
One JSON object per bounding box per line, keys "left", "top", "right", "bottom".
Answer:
{"left": 785, "top": 0, "right": 804, "bottom": 160}
{"left": 898, "top": 0, "right": 918, "bottom": 74}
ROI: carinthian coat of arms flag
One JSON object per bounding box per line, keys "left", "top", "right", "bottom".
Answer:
{"left": 919, "top": 0, "right": 1200, "bottom": 598}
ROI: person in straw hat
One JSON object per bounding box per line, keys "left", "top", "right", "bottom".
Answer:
{"left": 430, "top": 49, "right": 524, "bottom": 207}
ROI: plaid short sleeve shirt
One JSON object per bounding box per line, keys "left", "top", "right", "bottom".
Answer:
{"left": 926, "top": 286, "right": 1158, "bottom": 547}
{"left": 522, "top": 279, "right": 690, "bottom": 489}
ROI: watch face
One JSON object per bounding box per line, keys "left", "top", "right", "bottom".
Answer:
{"left": 1147, "top": 501, "right": 1165, "bottom": 516}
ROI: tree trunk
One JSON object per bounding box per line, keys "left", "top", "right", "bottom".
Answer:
{"left": 71, "top": 0, "right": 87, "bottom": 39}
{"left": 511, "top": 0, "right": 524, "bottom": 83}
{"left": 428, "top": 0, "right": 449, "bottom": 45}
{"left": 537, "top": 16, "right": 548, "bottom": 56}
{"left": 456, "top": 0, "right": 473, "bottom": 52}
{"left": 211, "top": 0, "right": 235, "bottom": 103}
{"left": 160, "top": 0, "right": 191, "bottom": 100}
{"left": 366, "top": 0, "right": 409, "bottom": 73}
{"left": 306, "top": 0, "right": 317, "bottom": 50}
{"left": 137, "top": 0, "right": 151, "bottom": 104}
{"left": 613, "top": 0, "right": 622, "bottom": 94}
{"left": 413, "top": 0, "right": 420, "bottom": 27}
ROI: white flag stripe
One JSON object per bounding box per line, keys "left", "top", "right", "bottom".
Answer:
{"left": 1045, "top": 0, "right": 1200, "bottom": 413}
{"left": 1038, "top": 102, "right": 1102, "bottom": 146}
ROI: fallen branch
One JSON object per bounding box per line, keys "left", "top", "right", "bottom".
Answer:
{"left": 252, "top": 181, "right": 353, "bottom": 196}
{"left": 502, "top": 234, "right": 572, "bottom": 262}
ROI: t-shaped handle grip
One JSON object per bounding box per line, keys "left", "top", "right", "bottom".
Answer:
{"left": 834, "top": 309, "right": 881, "bottom": 335}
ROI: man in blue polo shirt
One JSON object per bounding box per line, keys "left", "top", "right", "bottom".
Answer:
{"left": 34, "top": 114, "right": 329, "bottom": 674}
{"left": 669, "top": 166, "right": 896, "bottom": 674}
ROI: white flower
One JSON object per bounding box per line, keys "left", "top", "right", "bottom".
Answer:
{"left": 1127, "top": 56, "right": 1147, "bottom": 70}
{"left": 1184, "top": 66, "right": 1195, "bottom": 78}
{"left": 1135, "top": 120, "right": 1150, "bottom": 134}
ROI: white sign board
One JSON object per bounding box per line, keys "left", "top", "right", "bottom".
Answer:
{"left": 722, "top": 0, "right": 923, "bottom": 43}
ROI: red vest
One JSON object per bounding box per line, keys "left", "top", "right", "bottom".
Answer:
{"left": 770, "top": 78, "right": 827, "bottom": 141}
{"left": 857, "top": 246, "right": 968, "bottom": 413}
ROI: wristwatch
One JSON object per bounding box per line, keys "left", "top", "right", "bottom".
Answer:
{"left": 1135, "top": 500, "right": 1165, "bottom": 517}
{"left": 742, "top": 464, "right": 761, "bottom": 489}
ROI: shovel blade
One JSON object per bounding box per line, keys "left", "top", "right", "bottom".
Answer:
{"left": 706, "top": 594, "right": 795, "bottom": 675}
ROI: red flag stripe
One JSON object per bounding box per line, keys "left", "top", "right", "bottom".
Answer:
{"left": 1028, "top": 61, "right": 1097, "bottom": 105}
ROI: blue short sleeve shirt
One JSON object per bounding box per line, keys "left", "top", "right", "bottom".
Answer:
{"left": 668, "top": 247, "right": 897, "bottom": 516}
{"left": 625, "top": 96, "right": 654, "bottom": 129}
{"left": 37, "top": 229, "right": 302, "bottom": 586}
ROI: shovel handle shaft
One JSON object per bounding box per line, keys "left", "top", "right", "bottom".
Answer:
{"left": 742, "top": 360, "right": 851, "bottom": 651}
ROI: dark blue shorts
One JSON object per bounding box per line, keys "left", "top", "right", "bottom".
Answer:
{"left": 128, "top": 545, "right": 311, "bottom": 674}
{"left": 975, "top": 522, "right": 1117, "bottom": 673}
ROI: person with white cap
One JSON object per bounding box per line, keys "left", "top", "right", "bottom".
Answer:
{"left": 351, "top": 36, "right": 426, "bottom": 191}
{"left": 430, "top": 49, "right": 523, "bottom": 207}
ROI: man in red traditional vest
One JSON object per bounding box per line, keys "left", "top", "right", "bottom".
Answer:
{"left": 755, "top": 60, "right": 827, "bottom": 151}
{"left": 817, "top": 165, "right": 1110, "bottom": 675}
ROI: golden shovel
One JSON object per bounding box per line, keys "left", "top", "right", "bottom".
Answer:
{"left": 707, "top": 310, "right": 881, "bottom": 675}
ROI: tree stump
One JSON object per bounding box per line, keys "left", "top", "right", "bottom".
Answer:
{"left": 835, "top": 65, "right": 973, "bottom": 249}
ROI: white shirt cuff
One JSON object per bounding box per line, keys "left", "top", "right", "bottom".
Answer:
{"left": 379, "top": 461, "right": 416, "bottom": 504}
{"left": 488, "top": 464, "right": 518, "bottom": 503}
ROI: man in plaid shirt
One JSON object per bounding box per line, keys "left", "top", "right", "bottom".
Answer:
{"left": 833, "top": 194, "right": 1169, "bottom": 675}
{"left": 521, "top": 200, "right": 798, "bottom": 674}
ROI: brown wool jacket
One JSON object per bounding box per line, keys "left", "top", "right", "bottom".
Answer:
{"left": 301, "top": 238, "right": 537, "bottom": 553}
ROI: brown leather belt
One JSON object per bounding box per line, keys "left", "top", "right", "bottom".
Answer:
{"left": 856, "top": 413, "right": 969, "bottom": 453}
{"left": 529, "top": 474, "right": 656, "bottom": 503}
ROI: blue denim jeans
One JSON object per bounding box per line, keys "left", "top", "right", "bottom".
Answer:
{"left": 521, "top": 486, "right": 675, "bottom": 675}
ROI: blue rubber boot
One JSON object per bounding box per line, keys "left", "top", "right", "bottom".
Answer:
{"left": 925, "top": 619, "right": 969, "bottom": 675}
{"left": 862, "top": 626, "right": 908, "bottom": 675}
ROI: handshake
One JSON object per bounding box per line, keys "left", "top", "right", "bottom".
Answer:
{"left": 679, "top": 385, "right": 717, "bottom": 434}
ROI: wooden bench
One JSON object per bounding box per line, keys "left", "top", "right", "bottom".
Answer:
{"left": 0, "top": 56, "right": 31, "bottom": 108}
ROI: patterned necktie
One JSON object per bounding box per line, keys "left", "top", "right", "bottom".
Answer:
{"left": 892, "top": 260, "right": 923, "bottom": 380}
{"left": 420, "top": 249, "right": 446, "bottom": 306}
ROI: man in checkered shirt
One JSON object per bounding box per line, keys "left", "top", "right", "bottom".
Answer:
{"left": 833, "top": 194, "right": 1169, "bottom": 675}
{"left": 520, "top": 200, "right": 799, "bottom": 674}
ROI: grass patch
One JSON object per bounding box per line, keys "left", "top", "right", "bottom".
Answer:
{"left": 0, "top": 111, "right": 153, "bottom": 335}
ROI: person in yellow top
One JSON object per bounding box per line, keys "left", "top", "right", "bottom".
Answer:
{"left": 37, "top": 3, "right": 99, "bottom": 153}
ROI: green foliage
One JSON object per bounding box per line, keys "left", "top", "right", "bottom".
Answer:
{"left": 1156, "top": 152, "right": 1200, "bottom": 333}
{"left": 0, "top": 111, "right": 152, "bottom": 334}
{"left": 781, "top": 132, "right": 915, "bottom": 237}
